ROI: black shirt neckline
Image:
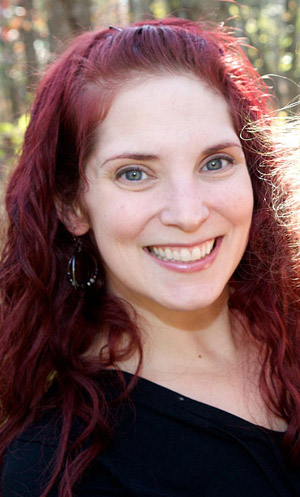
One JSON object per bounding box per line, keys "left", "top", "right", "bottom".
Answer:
{"left": 117, "top": 370, "right": 286, "bottom": 438}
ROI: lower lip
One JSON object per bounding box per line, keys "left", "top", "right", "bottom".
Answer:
{"left": 145, "top": 237, "right": 222, "bottom": 274}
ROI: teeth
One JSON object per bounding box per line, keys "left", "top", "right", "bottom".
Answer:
{"left": 173, "top": 250, "right": 180, "bottom": 261}
{"left": 191, "top": 246, "right": 201, "bottom": 261}
{"left": 181, "top": 248, "right": 191, "bottom": 262}
{"left": 206, "top": 241, "right": 211, "bottom": 255}
{"left": 149, "top": 239, "right": 215, "bottom": 263}
{"left": 165, "top": 248, "right": 173, "bottom": 260}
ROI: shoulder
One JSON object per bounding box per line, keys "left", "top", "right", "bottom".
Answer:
{"left": 1, "top": 404, "right": 128, "bottom": 497}
{"left": 1, "top": 411, "right": 62, "bottom": 497}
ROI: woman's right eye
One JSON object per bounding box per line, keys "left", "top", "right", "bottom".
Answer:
{"left": 116, "top": 167, "right": 149, "bottom": 182}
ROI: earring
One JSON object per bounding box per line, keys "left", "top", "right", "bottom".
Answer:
{"left": 67, "top": 238, "right": 99, "bottom": 290}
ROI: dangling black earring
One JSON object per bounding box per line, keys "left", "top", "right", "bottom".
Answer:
{"left": 67, "top": 238, "right": 99, "bottom": 290}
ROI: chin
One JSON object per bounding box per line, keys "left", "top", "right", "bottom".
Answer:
{"left": 157, "top": 296, "right": 224, "bottom": 314}
{"left": 156, "top": 285, "right": 229, "bottom": 314}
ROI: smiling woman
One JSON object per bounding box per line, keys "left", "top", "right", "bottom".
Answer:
{"left": 0, "top": 18, "right": 299, "bottom": 497}
{"left": 73, "top": 76, "right": 253, "bottom": 313}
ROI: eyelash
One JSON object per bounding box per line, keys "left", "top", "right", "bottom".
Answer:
{"left": 115, "top": 154, "right": 234, "bottom": 182}
{"left": 115, "top": 167, "right": 151, "bottom": 182}
{"left": 202, "top": 155, "right": 234, "bottom": 172}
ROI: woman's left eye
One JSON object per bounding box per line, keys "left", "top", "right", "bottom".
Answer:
{"left": 116, "top": 168, "right": 149, "bottom": 182}
{"left": 202, "top": 156, "right": 233, "bottom": 172}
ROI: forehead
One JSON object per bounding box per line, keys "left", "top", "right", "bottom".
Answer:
{"left": 94, "top": 74, "right": 240, "bottom": 158}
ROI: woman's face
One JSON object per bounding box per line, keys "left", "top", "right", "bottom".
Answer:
{"left": 77, "top": 74, "right": 254, "bottom": 314}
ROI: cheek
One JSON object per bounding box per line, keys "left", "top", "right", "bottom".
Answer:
{"left": 232, "top": 191, "right": 253, "bottom": 224}
{"left": 215, "top": 175, "right": 254, "bottom": 225}
{"left": 86, "top": 191, "right": 149, "bottom": 244}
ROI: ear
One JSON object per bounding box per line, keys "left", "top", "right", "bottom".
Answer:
{"left": 55, "top": 199, "right": 90, "bottom": 236}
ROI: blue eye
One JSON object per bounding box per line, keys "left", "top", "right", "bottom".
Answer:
{"left": 117, "top": 168, "right": 148, "bottom": 181}
{"left": 203, "top": 157, "right": 233, "bottom": 171}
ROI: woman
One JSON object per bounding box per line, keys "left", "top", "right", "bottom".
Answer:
{"left": 0, "top": 18, "right": 299, "bottom": 497}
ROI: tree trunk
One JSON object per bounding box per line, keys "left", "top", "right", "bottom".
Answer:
{"left": 164, "top": 0, "right": 206, "bottom": 19}
{"left": 46, "top": 0, "right": 92, "bottom": 52}
{"left": 0, "top": 39, "right": 21, "bottom": 120}
{"left": 19, "top": 0, "right": 40, "bottom": 92}
{"left": 283, "top": 1, "right": 300, "bottom": 105}
{"left": 127, "top": 0, "right": 153, "bottom": 21}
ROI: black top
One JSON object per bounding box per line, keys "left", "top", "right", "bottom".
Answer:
{"left": 2, "top": 371, "right": 300, "bottom": 496}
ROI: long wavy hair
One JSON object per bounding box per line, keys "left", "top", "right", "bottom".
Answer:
{"left": 0, "top": 18, "right": 299, "bottom": 496}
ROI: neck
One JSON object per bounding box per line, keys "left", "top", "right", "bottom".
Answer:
{"left": 118, "top": 288, "right": 245, "bottom": 377}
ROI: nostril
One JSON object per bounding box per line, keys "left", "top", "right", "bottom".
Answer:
{"left": 159, "top": 202, "right": 209, "bottom": 231}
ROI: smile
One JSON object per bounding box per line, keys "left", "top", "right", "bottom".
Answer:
{"left": 147, "top": 238, "right": 216, "bottom": 263}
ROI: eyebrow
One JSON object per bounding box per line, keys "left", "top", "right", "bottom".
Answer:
{"left": 101, "top": 141, "right": 243, "bottom": 167}
{"left": 101, "top": 153, "right": 159, "bottom": 167}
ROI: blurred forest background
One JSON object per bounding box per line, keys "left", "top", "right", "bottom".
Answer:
{"left": 0, "top": 0, "right": 300, "bottom": 182}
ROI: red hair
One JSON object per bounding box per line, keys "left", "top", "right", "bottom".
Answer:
{"left": 0, "top": 18, "right": 299, "bottom": 496}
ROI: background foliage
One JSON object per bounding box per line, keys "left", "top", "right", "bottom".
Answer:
{"left": 0, "top": 0, "right": 300, "bottom": 186}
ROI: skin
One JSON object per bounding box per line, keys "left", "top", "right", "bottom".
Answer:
{"left": 67, "top": 74, "right": 286, "bottom": 430}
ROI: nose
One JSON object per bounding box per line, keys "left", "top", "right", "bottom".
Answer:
{"left": 159, "top": 179, "right": 209, "bottom": 232}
